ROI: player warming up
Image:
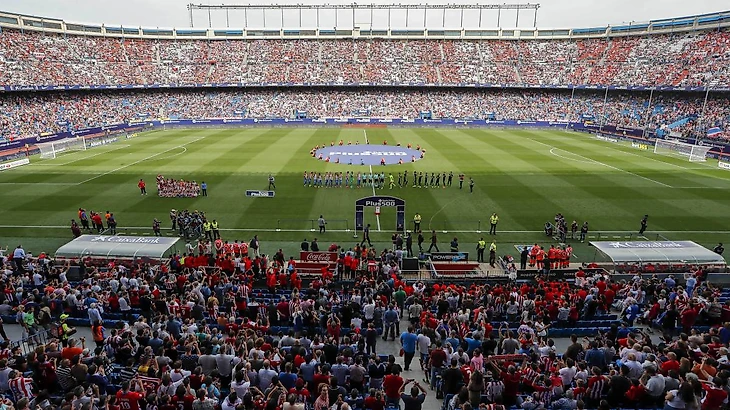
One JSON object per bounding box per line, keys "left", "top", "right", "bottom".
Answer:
{"left": 268, "top": 174, "right": 276, "bottom": 190}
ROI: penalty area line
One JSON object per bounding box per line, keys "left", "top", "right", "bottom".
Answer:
{"left": 30, "top": 144, "right": 132, "bottom": 167}
{"left": 528, "top": 137, "right": 672, "bottom": 188}
{"left": 74, "top": 136, "right": 206, "bottom": 186}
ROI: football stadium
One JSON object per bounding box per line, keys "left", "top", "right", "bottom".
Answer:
{"left": 0, "top": 2, "right": 730, "bottom": 410}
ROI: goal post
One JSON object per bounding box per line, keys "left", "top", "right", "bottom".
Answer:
{"left": 38, "top": 137, "right": 87, "bottom": 159}
{"left": 653, "top": 139, "right": 712, "bottom": 162}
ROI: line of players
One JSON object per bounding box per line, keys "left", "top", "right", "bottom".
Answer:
{"left": 303, "top": 170, "right": 465, "bottom": 189}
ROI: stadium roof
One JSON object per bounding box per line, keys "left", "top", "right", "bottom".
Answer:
{"left": 1, "top": 8, "right": 729, "bottom": 40}
{"left": 590, "top": 241, "right": 726, "bottom": 265}
{"left": 55, "top": 235, "right": 180, "bottom": 260}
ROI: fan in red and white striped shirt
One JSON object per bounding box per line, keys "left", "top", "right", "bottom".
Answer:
{"left": 586, "top": 367, "right": 608, "bottom": 401}
{"left": 521, "top": 363, "right": 540, "bottom": 388}
{"left": 8, "top": 372, "right": 34, "bottom": 402}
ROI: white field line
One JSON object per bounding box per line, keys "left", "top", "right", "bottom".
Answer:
{"left": 74, "top": 136, "right": 207, "bottom": 185}
{"left": 0, "top": 182, "right": 78, "bottom": 185}
{"left": 142, "top": 146, "right": 187, "bottom": 162}
{"left": 528, "top": 137, "right": 672, "bottom": 188}
{"left": 363, "top": 129, "right": 381, "bottom": 232}
{"left": 2, "top": 225, "right": 730, "bottom": 235}
{"left": 428, "top": 196, "right": 463, "bottom": 233}
{"left": 31, "top": 144, "right": 131, "bottom": 166}
{"left": 548, "top": 148, "right": 595, "bottom": 164}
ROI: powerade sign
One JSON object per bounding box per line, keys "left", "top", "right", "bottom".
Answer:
{"left": 245, "top": 190, "right": 275, "bottom": 198}
{"left": 430, "top": 252, "right": 469, "bottom": 262}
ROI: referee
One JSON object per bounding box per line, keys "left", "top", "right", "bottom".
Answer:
{"left": 268, "top": 174, "right": 276, "bottom": 190}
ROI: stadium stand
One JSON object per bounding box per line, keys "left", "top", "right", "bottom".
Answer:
{"left": 1, "top": 89, "right": 729, "bottom": 142}
{"left": 1, "top": 247, "right": 728, "bottom": 410}
{"left": 1, "top": 29, "right": 730, "bottom": 87}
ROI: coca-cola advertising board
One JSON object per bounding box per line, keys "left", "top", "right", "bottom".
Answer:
{"left": 299, "top": 252, "right": 338, "bottom": 262}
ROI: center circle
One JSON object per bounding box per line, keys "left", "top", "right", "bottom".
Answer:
{"left": 314, "top": 144, "right": 423, "bottom": 165}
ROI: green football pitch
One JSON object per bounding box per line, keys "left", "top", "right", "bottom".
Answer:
{"left": 1, "top": 127, "right": 729, "bottom": 262}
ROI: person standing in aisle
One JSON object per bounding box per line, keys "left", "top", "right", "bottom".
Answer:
{"left": 476, "top": 238, "right": 487, "bottom": 263}
{"left": 489, "top": 213, "right": 499, "bottom": 235}
{"left": 400, "top": 326, "right": 418, "bottom": 371}
{"left": 413, "top": 213, "right": 421, "bottom": 233}
{"left": 489, "top": 241, "right": 497, "bottom": 267}
{"left": 417, "top": 231, "right": 424, "bottom": 253}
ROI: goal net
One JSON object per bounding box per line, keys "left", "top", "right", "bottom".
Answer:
{"left": 38, "top": 137, "right": 87, "bottom": 159}
{"left": 653, "top": 139, "right": 712, "bottom": 162}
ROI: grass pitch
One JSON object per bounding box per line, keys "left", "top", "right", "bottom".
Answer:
{"left": 1, "top": 127, "right": 729, "bottom": 262}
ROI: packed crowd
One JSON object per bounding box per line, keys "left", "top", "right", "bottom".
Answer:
{"left": 1, "top": 236, "right": 730, "bottom": 410}
{"left": 157, "top": 175, "right": 201, "bottom": 198}
{"left": 1, "top": 89, "right": 729, "bottom": 141}
{"left": 1, "top": 29, "right": 730, "bottom": 87}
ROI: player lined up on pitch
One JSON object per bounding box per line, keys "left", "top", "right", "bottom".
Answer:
{"left": 302, "top": 170, "right": 470, "bottom": 190}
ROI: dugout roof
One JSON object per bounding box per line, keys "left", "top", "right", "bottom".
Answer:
{"left": 55, "top": 235, "right": 180, "bottom": 260}
{"left": 590, "top": 241, "right": 726, "bottom": 265}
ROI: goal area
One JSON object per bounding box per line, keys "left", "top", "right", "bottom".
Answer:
{"left": 38, "top": 137, "right": 87, "bottom": 159}
{"left": 653, "top": 139, "right": 712, "bottom": 162}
